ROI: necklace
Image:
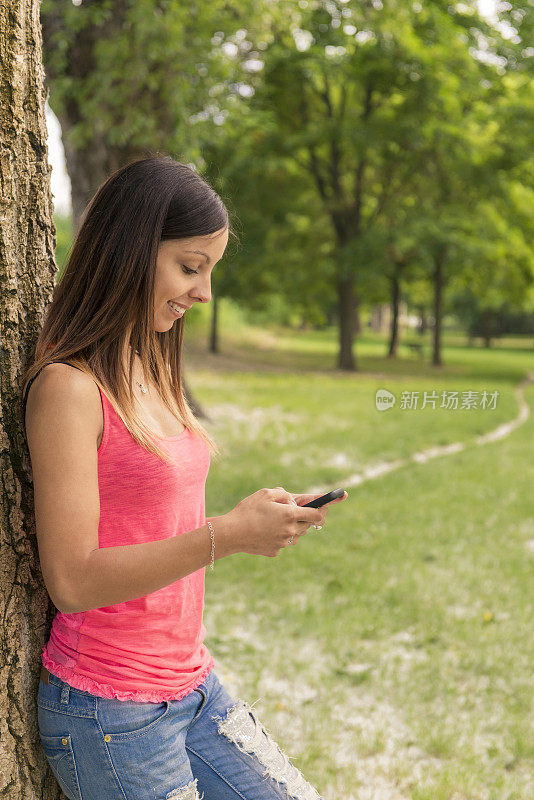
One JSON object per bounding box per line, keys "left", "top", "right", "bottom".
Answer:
{"left": 131, "top": 347, "right": 149, "bottom": 394}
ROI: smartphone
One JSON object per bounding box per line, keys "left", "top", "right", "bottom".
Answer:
{"left": 301, "top": 488, "right": 346, "bottom": 508}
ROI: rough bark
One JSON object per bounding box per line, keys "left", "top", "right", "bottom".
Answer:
{"left": 0, "top": 0, "right": 66, "bottom": 797}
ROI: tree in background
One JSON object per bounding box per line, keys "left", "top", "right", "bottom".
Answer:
{"left": 40, "top": 0, "right": 250, "bottom": 410}
{"left": 40, "top": 0, "right": 247, "bottom": 231}
{"left": 40, "top": 0, "right": 534, "bottom": 371}
{"left": 214, "top": 0, "right": 518, "bottom": 369}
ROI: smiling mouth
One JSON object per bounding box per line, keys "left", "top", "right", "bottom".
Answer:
{"left": 167, "top": 301, "right": 187, "bottom": 317}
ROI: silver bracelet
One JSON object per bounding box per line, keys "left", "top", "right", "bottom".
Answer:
{"left": 206, "top": 520, "right": 215, "bottom": 571}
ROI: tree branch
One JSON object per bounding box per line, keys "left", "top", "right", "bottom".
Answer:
{"left": 298, "top": 86, "right": 331, "bottom": 202}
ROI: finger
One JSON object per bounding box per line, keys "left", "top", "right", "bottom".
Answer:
{"left": 296, "top": 508, "right": 323, "bottom": 527}
{"left": 329, "top": 491, "right": 348, "bottom": 504}
{"left": 291, "top": 491, "right": 348, "bottom": 506}
{"left": 271, "top": 488, "right": 298, "bottom": 505}
{"left": 291, "top": 493, "right": 322, "bottom": 506}
{"left": 322, "top": 491, "right": 348, "bottom": 505}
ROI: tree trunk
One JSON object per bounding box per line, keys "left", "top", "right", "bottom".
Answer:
{"left": 209, "top": 294, "right": 219, "bottom": 354}
{"left": 40, "top": 0, "right": 139, "bottom": 234}
{"left": 1, "top": 2, "right": 66, "bottom": 797}
{"left": 419, "top": 306, "right": 427, "bottom": 336}
{"left": 337, "top": 274, "right": 357, "bottom": 370}
{"left": 432, "top": 250, "right": 446, "bottom": 367}
{"left": 481, "top": 312, "right": 493, "bottom": 348}
{"left": 182, "top": 377, "right": 208, "bottom": 420}
{"left": 387, "top": 272, "right": 401, "bottom": 357}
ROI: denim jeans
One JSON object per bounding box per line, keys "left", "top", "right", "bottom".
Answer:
{"left": 37, "top": 667, "right": 323, "bottom": 800}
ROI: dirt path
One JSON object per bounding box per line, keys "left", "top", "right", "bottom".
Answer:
{"left": 306, "top": 372, "right": 534, "bottom": 495}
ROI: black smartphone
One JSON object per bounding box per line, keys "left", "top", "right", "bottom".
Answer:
{"left": 301, "top": 488, "right": 346, "bottom": 508}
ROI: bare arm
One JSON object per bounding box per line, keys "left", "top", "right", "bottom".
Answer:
{"left": 68, "top": 486, "right": 334, "bottom": 612}
{"left": 69, "top": 515, "right": 237, "bottom": 613}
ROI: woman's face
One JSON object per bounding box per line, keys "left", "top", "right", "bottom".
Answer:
{"left": 153, "top": 227, "right": 229, "bottom": 332}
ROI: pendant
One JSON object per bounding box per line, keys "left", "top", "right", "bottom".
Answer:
{"left": 139, "top": 383, "right": 148, "bottom": 394}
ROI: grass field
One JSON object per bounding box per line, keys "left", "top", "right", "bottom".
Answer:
{"left": 184, "top": 303, "right": 534, "bottom": 800}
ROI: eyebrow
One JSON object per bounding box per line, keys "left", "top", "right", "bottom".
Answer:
{"left": 185, "top": 249, "right": 211, "bottom": 265}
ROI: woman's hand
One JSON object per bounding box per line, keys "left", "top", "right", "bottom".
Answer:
{"left": 223, "top": 487, "right": 326, "bottom": 557}
{"left": 287, "top": 491, "right": 348, "bottom": 545}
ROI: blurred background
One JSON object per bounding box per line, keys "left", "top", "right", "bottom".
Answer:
{"left": 42, "top": 1, "right": 533, "bottom": 797}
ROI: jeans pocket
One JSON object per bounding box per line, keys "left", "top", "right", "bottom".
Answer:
{"left": 191, "top": 687, "right": 207, "bottom": 723}
{"left": 39, "top": 733, "right": 82, "bottom": 800}
{"left": 97, "top": 698, "right": 170, "bottom": 741}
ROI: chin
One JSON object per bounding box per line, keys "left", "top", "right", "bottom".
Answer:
{"left": 155, "top": 316, "right": 183, "bottom": 333}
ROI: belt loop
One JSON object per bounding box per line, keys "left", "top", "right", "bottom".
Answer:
{"left": 60, "top": 683, "right": 70, "bottom": 704}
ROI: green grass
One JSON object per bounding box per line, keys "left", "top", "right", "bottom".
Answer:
{"left": 184, "top": 305, "right": 534, "bottom": 799}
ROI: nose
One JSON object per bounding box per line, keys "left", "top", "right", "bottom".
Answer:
{"left": 191, "top": 273, "right": 212, "bottom": 304}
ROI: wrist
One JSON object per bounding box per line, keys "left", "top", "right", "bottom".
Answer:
{"left": 206, "top": 514, "right": 242, "bottom": 561}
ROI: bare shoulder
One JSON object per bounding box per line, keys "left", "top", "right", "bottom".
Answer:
{"left": 25, "top": 362, "right": 103, "bottom": 452}
{"left": 24, "top": 363, "right": 104, "bottom": 612}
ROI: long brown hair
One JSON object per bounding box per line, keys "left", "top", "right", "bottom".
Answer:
{"left": 22, "top": 155, "right": 236, "bottom": 465}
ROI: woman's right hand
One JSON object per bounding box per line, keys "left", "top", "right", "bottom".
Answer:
{"left": 224, "top": 487, "right": 325, "bottom": 557}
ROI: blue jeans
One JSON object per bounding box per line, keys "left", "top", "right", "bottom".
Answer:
{"left": 37, "top": 667, "right": 323, "bottom": 800}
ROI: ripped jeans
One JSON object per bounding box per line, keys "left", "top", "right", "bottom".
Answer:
{"left": 37, "top": 668, "right": 323, "bottom": 800}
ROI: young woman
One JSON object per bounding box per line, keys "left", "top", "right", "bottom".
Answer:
{"left": 22, "top": 156, "right": 347, "bottom": 800}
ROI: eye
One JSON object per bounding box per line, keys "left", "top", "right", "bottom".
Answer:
{"left": 182, "top": 265, "right": 198, "bottom": 275}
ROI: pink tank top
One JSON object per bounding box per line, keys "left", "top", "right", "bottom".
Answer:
{"left": 41, "top": 380, "right": 214, "bottom": 702}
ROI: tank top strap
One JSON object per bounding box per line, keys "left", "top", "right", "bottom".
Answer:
{"left": 22, "top": 361, "right": 86, "bottom": 436}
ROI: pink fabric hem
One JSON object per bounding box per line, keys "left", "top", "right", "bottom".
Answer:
{"left": 41, "top": 650, "right": 215, "bottom": 703}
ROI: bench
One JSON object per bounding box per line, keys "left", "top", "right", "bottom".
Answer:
{"left": 406, "top": 342, "right": 424, "bottom": 357}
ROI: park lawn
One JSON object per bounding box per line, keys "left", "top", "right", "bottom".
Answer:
{"left": 185, "top": 299, "right": 533, "bottom": 383}
{"left": 185, "top": 318, "right": 533, "bottom": 799}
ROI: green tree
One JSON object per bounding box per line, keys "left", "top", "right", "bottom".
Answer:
{"left": 218, "top": 0, "right": 505, "bottom": 369}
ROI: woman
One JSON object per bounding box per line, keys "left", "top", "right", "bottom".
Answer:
{"left": 22, "top": 156, "right": 347, "bottom": 800}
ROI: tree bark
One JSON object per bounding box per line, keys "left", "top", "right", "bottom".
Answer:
{"left": 0, "top": 1, "right": 66, "bottom": 796}
{"left": 336, "top": 274, "right": 357, "bottom": 370}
